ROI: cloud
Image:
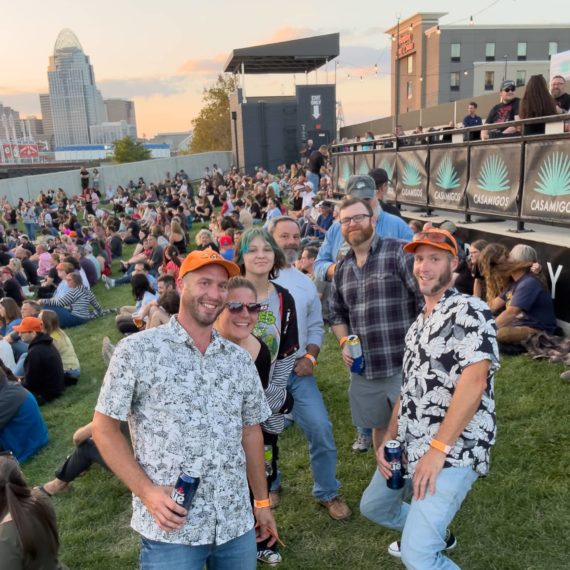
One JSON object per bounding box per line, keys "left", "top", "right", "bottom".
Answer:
{"left": 177, "top": 53, "right": 227, "bottom": 75}
{"left": 0, "top": 90, "right": 42, "bottom": 116}
{"left": 97, "top": 76, "right": 189, "bottom": 99}
{"left": 264, "top": 26, "right": 317, "bottom": 43}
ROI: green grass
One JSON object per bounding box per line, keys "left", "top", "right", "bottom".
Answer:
{"left": 21, "top": 255, "right": 570, "bottom": 569}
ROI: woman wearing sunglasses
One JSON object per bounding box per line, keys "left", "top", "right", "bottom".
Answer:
{"left": 233, "top": 229, "right": 299, "bottom": 565}
{"left": 0, "top": 453, "right": 67, "bottom": 569}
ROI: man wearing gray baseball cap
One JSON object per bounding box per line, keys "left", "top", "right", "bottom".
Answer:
{"left": 314, "top": 174, "right": 412, "bottom": 453}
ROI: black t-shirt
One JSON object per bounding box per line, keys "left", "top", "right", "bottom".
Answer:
{"left": 254, "top": 338, "right": 271, "bottom": 390}
{"left": 3, "top": 278, "right": 25, "bottom": 306}
{"left": 555, "top": 93, "right": 570, "bottom": 111}
{"left": 127, "top": 221, "right": 140, "bottom": 239}
{"left": 309, "top": 150, "right": 326, "bottom": 176}
{"left": 486, "top": 98, "right": 520, "bottom": 126}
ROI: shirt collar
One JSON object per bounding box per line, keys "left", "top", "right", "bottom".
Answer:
{"left": 167, "top": 315, "right": 222, "bottom": 348}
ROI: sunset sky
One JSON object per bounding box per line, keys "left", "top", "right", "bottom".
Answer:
{"left": 0, "top": 0, "right": 565, "bottom": 137}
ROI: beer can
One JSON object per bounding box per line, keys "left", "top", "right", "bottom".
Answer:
{"left": 264, "top": 445, "right": 273, "bottom": 478}
{"left": 384, "top": 440, "right": 404, "bottom": 490}
{"left": 171, "top": 470, "right": 201, "bottom": 511}
{"left": 346, "top": 335, "right": 365, "bottom": 374}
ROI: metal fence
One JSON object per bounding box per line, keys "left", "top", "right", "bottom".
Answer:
{"left": 331, "top": 116, "right": 570, "bottom": 231}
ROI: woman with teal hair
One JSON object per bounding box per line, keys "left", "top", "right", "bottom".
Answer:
{"left": 234, "top": 227, "right": 298, "bottom": 565}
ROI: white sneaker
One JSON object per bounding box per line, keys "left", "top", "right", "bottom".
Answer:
{"left": 388, "top": 530, "right": 457, "bottom": 559}
{"left": 351, "top": 433, "right": 372, "bottom": 453}
{"left": 257, "top": 549, "right": 282, "bottom": 565}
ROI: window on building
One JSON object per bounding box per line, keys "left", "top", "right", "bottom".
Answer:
{"left": 451, "top": 43, "right": 461, "bottom": 62}
{"left": 407, "top": 55, "right": 414, "bottom": 74}
{"left": 450, "top": 72, "right": 460, "bottom": 91}
{"left": 516, "top": 70, "right": 526, "bottom": 87}
{"left": 484, "top": 71, "right": 495, "bottom": 91}
{"left": 549, "top": 42, "right": 558, "bottom": 59}
{"left": 517, "top": 42, "right": 527, "bottom": 61}
{"left": 407, "top": 81, "right": 413, "bottom": 100}
{"left": 485, "top": 43, "right": 496, "bottom": 61}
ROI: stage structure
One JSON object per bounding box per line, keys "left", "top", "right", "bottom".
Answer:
{"left": 225, "top": 33, "right": 339, "bottom": 173}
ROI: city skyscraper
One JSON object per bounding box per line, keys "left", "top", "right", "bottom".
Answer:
{"left": 105, "top": 98, "right": 137, "bottom": 138}
{"left": 47, "top": 28, "right": 106, "bottom": 147}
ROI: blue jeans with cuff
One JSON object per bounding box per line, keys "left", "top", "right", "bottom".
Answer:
{"left": 360, "top": 466, "right": 478, "bottom": 569}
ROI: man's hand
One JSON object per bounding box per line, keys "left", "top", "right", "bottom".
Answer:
{"left": 140, "top": 485, "right": 187, "bottom": 532}
{"left": 341, "top": 346, "right": 354, "bottom": 369}
{"left": 294, "top": 356, "right": 314, "bottom": 377}
{"left": 412, "top": 448, "right": 446, "bottom": 501}
{"left": 254, "top": 507, "right": 278, "bottom": 547}
{"left": 375, "top": 439, "right": 392, "bottom": 479}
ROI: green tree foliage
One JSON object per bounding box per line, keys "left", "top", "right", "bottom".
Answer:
{"left": 112, "top": 137, "right": 151, "bottom": 163}
{"left": 189, "top": 74, "right": 238, "bottom": 153}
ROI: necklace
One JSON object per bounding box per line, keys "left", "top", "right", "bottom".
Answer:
{"left": 257, "top": 281, "right": 271, "bottom": 303}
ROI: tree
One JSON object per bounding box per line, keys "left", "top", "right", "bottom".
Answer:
{"left": 189, "top": 74, "right": 238, "bottom": 153}
{"left": 112, "top": 137, "right": 151, "bottom": 163}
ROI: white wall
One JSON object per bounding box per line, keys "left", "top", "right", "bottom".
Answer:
{"left": 0, "top": 151, "right": 233, "bottom": 204}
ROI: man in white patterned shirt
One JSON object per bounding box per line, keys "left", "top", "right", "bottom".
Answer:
{"left": 93, "top": 249, "right": 277, "bottom": 570}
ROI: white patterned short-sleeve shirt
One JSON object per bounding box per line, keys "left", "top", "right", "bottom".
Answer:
{"left": 398, "top": 288, "right": 499, "bottom": 477}
{"left": 95, "top": 317, "right": 271, "bottom": 546}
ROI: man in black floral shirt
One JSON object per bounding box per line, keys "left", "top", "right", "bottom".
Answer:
{"left": 360, "top": 228, "right": 499, "bottom": 569}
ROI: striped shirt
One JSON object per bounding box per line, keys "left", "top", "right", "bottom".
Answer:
{"left": 43, "top": 286, "right": 102, "bottom": 320}
{"left": 329, "top": 234, "right": 422, "bottom": 380}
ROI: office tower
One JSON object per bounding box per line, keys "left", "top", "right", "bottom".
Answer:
{"left": 105, "top": 98, "right": 137, "bottom": 137}
{"left": 39, "top": 93, "right": 55, "bottom": 149}
{"left": 47, "top": 28, "right": 106, "bottom": 146}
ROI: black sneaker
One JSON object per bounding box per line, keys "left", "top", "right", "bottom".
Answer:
{"left": 388, "top": 529, "right": 457, "bottom": 558}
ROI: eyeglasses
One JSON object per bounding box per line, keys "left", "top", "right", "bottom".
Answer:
{"left": 339, "top": 214, "right": 372, "bottom": 226}
{"left": 225, "top": 302, "right": 267, "bottom": 314}
{"left": 503, "top": 87, "right": 515, "bottom": 93}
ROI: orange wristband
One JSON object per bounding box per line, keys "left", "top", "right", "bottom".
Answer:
{"left": 430, "top": 438, "right": 452, "bottom": 455}
{"left": 304, "top": 353, "right": 317, "bottom": 366}
{"left": 254, "top": 498, "right": 271, "bottom": 509}
{"left": 339, "top": 336, "right": 349, "bottom": 348}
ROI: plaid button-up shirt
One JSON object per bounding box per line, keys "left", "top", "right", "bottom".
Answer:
{"left": 329, "top": 234, "right": 422, "bottom": 380}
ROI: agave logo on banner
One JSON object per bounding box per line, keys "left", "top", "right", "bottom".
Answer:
{"left": 402, "top": 158, "right": 422, "bottom": 187}
{"left": 471, "top": 154, "right": 512, "bottom": 209}
{"left": 478, "top": 155, "right": 510, "bottom": 192}
{"left": 434, "top": 155, "right": 462, "bottom": 203}
{"left": 436, "top": 155, "right": 460, "bottom": 190}
{"left": 529, "top": 151, "right": 570, "bottom": 214}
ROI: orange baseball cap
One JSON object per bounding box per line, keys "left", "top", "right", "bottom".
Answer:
{"left": 403, "top": 228, "right": 458, "bottom": 256}
{"left": 179, "top": 248, "right": 240, "bottom": 279}
{"left": 13, "top": 317, "right": 43, "bottom": 333}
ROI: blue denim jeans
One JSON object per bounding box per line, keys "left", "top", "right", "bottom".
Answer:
{"left": 306, "top": 171, "right": 320, "bottom": 193}
{"left": 360, "top": 467, "right": 478, "bottom": 569}
{"left": 49, "top": 305, "right": 88, "bottom": 328}
{"left": 272, "top": 372, "right": 340, "bottom": 501}
{"left": 139, "top": 529, "right": 256, "bottom": 570}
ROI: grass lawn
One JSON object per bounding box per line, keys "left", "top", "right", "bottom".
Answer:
{"left": 20, "top": 243, "right": 570, "bottom": 569}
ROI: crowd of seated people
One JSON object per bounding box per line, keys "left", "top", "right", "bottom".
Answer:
{"left": 0, "top": 157, "right": 566, "bottom": 568}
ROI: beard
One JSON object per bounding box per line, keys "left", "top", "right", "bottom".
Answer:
{"left": 282, "top": 247, "right": 299, "bottom": 265}
{"left": 344, "top": 223, "right": 374, "bottom": 247}
{"left": 415, "top": 263, "right": 453, "bottom": 296}
{"left": 185, "top": 294, "right": 224, "bottom": 326}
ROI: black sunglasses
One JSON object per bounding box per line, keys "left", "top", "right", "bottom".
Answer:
{"left": 503, "top": 87, "right": 515, "bottom": 93}
{"left": 225, "top": 302, "right": 267, "bottom": 314}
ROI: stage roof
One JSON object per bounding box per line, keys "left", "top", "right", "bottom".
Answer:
{"left": 224, "top": 33, "right": 339, "bottom": 74}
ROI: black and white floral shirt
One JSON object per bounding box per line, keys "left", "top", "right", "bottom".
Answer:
{"left": 398, "top": 288, "right": 499, "bottom": 477}
{"left": 95, "top": 317, "right": 271, "bottom": 546}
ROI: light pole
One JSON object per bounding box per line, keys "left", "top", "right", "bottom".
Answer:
{"left": 503, "top": 55, "right": 508, "bottom": 82}
{"left": 395, "top": 17, "right": 401, "bottom": 131}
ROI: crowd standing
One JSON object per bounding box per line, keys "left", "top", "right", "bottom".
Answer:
{"left": 0, "top": 149, "right": 562, "bottom": 569}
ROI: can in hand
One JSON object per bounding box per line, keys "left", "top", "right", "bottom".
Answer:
{"left": 264, "top": 445, "right": 273, "bottom": 478}
{"left": 346, "top": 335, "right": 365, "bottom": 374}
{"left": 384, "top": 440, "right": 405, "bottom": 490}
{"left": 171, "top": 471, "right": 201, "bottom": 511}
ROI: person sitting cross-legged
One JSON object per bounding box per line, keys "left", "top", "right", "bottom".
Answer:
{"left": 13, "top": 317, "right": 65, "bottom": 405}
{"left": 39, "top": 272, "right": 103, "bottom": 328}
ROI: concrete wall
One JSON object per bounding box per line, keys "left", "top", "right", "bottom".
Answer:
{"left": 0, "top": 151, "right": 233, "bottom": 204}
